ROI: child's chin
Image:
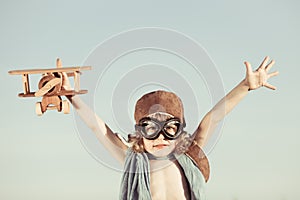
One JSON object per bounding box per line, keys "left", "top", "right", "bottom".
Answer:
{"left": 152, "top": 147, "right": 173, "bottom": 157}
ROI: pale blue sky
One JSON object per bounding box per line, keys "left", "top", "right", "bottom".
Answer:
{"left": 1, "top": 0, "right": 299, "bottom": 200}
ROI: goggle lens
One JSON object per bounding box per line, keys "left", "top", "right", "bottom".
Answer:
{"left": 163, "top": 121, "right": 179, "bottom": 135}
{"left": 136, "top": 118, "right": 183, "bottom": 140}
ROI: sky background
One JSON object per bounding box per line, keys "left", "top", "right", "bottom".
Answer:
{"left": 1, "top": 0, "right": 299, "bottom": 200}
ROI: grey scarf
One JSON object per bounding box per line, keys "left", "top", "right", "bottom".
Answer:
{"left": 119, "top": 149, "right": 206, "bottom": 200}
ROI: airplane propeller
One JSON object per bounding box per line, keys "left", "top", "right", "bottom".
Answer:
{"left": 34, "top": 77, "right": 61, "bottom": 97}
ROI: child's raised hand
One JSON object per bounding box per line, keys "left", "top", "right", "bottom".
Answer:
{"left": 244, "top": 56, "right": 279, "bottom": 90}
{"left": 56, "top": 58, "right": 72, "bottom": 90}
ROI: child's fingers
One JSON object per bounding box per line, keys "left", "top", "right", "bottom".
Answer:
{"left": 259, "top": 56, "right": 270, "bottom": 69}
{"left": 244, "top": 61, "right": 253, "bottom": 74}
{"left": 268, "top": 71, "right": 279, "bottom": 78}
{"left": 263, "top": 82, "right": 276, "bottom": 90}
{"left": 265, "top": 60, "right": 275, "bottom": 72}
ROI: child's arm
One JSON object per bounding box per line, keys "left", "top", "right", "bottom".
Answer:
{"left": 58, "top": 59, "right": 128, "bottom": 163}
{"left": 193, "top": 56, "right": 279, "bottom": 147}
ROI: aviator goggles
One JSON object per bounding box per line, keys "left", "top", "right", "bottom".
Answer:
{"left": 135, "top": 117, "right": 185, "bottom": 140}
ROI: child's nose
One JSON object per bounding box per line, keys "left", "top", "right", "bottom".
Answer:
{"left": 157, "top": 132, "right": 165, "bottom": 140}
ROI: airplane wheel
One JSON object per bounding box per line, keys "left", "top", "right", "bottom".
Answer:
{"left": 62, "top": 100, "right": 70, "bottom": 114}
{"left": 35, "top": 102, "right": 43, "bottom": 116}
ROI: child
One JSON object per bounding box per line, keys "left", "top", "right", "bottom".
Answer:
{"left": 61, "top": 56, "right": 278, "bottom": 200}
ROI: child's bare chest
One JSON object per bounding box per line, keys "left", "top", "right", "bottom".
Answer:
{"left": 149, "top": 160, "right": 190, "bottom": 200}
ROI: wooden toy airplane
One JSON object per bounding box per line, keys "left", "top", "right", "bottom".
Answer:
{"left": 9, "top": 59, "right": 91, "bottom": 116}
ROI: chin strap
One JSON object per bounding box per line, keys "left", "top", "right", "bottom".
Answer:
{"left": 146, "top": 152, "right": 176, "bottom": 160}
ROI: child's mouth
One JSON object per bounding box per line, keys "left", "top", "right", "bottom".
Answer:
{"left": 153, "top": 144, "right": 168, "bottom": 149}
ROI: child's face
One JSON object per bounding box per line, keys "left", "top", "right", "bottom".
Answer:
{"left": 143, "top": 133, "right": 177, "bottom": 157}
{"left": 141, "top": 112, "right": 178, "bottom": 157}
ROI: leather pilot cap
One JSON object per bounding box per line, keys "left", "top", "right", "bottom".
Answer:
{"left": 134, "top": 90, "right": 185, "bottom": 124}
